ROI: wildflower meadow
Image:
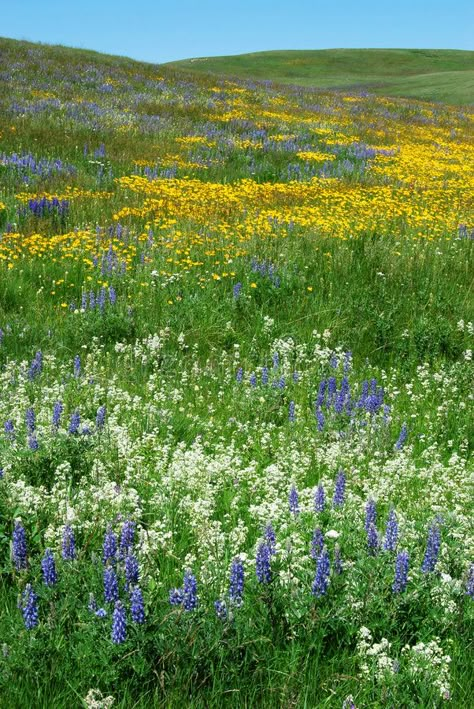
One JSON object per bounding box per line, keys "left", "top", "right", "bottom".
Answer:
{"left": 0, "top": 38, "right": 473, "bottom": 707}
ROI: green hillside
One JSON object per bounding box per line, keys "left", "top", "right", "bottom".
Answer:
{"left": 167, "top": 48, "right": 474, "bottom": 104}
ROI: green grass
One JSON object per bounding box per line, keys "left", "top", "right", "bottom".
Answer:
{"left": 167, "top": 48, "right": 474, "bottom": 104}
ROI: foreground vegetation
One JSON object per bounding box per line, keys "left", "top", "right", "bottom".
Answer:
{"left": 0, "top": 38, "right": 473, "bottom": 707}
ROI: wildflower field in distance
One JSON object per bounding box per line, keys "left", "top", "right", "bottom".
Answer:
{"left": 0, "top": 37, "right": 473, "bottom": 707}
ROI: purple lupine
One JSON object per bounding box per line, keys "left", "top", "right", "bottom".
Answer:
{"left": 12, "top": 522, "right": 27, "bottom": 570}
{"left": 20, "top": 584, "right": 38, "bottom": 630}
{"left": 130, "top": 586, "right": 145, "bottom": 624}
{"left": 312, "top": 547, "right": 330, "bottom": 597}
{"left": 229, "top": 557, "right": 245, "bottom": 605}
{"left": 96, "top": 405, "right": 106, "bottom": 430}
{"left": 103, "top": 567, "right": 119, "bottom": 603}
{"left": 289, "top": 484, "right": 299, "bottom": 515}
{"left": 334, "top": 545, "right": 343, "bottom": 574}
{"left": 264, "top": 523, "right": 276, "bottom": 555}
{"left": 125, "top": 554, "right": 139, "bottom": 588}
{"left": 316, "top": 380, "right": 326, "bottom": 408}
{"left": 395, "top": 423, "right": 408, "bottom": 450}
{"left": 343, "top": 351, "right": 352, "bottom": 374}
{"left": 383, "top": 509, "right": 399, "bottom": 552}
{"left": 289, "top": 401, "right": 295, "bottom": 423}
{"left": 68, "top": 411, "right": 80, "bottom": 435}
{"left": 233, "top": 282, "right": 242, "bottom": 299}
{"left": 111, "top": 600, "right": 127, "bottom": 644}
{"left": 119, "top": 519, "right": 135, "bottom": 557}
{"left": 364, "top": 499, "right": 377, "bottom": 532}
{"left": 88, "top": 593, "right": 98, "bottom": 613}
{"left": 96, "top": 608, "right": 107, "bottom": 618}
{"left": 315, "top": 408, "right": 325, "bottom": 431}
{"left": 27, "top": 351, "right": 43, "bottom": 380}
{"left": 28, "top": 435, "right": 39, "bottom": 451}
{"left": 183, "top": 570, "right": 198, "bottom": 610}
{"left": 392, "top": 550, "right": 409, "bottom": 593}
{"left": 99, "top": 287, "right": 107, "bottom": 311}
{"left": 256, "top": 543, "right": 272, "bottom": 584}
{"left": 310, "top": 529, "right": 324, "bottom": 559}
{"left": 103, "top": 525, "right": 117, "bottom": 566}
{"left": 25, "top": 408, "right": 36, "bottom": 434}
{"left": 214, "top": 599, "right": 227, "bottom": 620}
{"left": 367, "top": 523, "right": 379, "bottom": 553}
{"left": 314, "top": 484, "right": 325, "bottom": 513}
{"left": 327, "top": 377, "right": 337, "bottom": 406}
{"left": 0, "top": 467, "right": 4, "bottom": 479}
{"left": 466, "top": 564, "right": 474, "bottom": 598}
{"left": 334, "top": 379, "right": 349, "bottom": 414}
{"left": 41, "top": 549, "right": 57, "bottom": 586}
{"left": 109, "top": 287, "right": 117, "bottom": 305}
{"left": 272, "top": 352, "right": 279, "bottom": 369}
{"left": 73, "top": 355, "right": 81, "bottom": 378}
{"left": 333, "top": 470, "right": 346, "bottom": 508}
{"left": 236, "top": 367, "right": 243, "bottom": 383}
{"left": 4, "top": 420, "right": 15, "bottom": 440}
{"left": 52, "top": 401, "right": 63, "bottom": 428}
{"left": 169, "top": 588, "right": 184, "bottom": 606}
{"left": 261, "top": 366, "right": 269, "bottom": 385}
{"left": 421, "top": 523, "right": 441, "bottom": 573}
{"left": 62, "top": 525, "right": 76, "bottom": 560}
{"left": 249, "top": 372, "right": 257, "bottom": 387}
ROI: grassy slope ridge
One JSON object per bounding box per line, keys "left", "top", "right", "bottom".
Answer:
{"left": 167, "top": 48, "right": 474, "bottom": 104}
{"left": 1, "top": 38, "right": 473, "bottom": 104}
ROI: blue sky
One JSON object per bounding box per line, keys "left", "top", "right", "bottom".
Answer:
{"left": 2, "top": 0, "right": 472, "bottom": 63}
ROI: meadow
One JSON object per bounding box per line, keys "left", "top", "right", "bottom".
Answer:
{"left": 168, "top": 48, "right": 474, "bottom": 105}
{"left": 0, "top": 38, "right": 473, "bottom": 707}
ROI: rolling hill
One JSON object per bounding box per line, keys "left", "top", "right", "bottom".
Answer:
{"left": 166, "top": 48, "right": 474, "bottom": 105}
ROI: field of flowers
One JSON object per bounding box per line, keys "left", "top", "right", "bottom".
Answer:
{"left": 0, "top": 38, "right": 473, "bottom": 707}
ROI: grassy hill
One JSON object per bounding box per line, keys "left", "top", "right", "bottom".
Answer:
{"left": 167, "top": 48, "right": 474, "bottom": 105}
{"left": 1, "top": 39, "right": 472, "bottom": 104}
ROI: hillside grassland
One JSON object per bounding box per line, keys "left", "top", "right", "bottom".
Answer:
{"left": 168, "top": 48, "right": 474, "bottom": 105}
{"left": 0, "top": 38, "right": 473, "bottom": 707}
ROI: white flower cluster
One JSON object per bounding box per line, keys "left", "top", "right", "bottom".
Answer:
{"left": 83, "top": 689, "right": 115, "bottom": 709}
{"left": 357, "top": 627, "right": 396, "bottom": 680}
{"left": 402, "top": 638, "right": 452, "bottom": 701}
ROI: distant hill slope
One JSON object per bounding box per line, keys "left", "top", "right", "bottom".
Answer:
{"left": 166, "top": 49, "right": 474, "bottom": 105}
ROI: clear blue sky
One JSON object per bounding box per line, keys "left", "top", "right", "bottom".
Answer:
{"left": 2, "top": 0, "right": 472, "bottom": 64}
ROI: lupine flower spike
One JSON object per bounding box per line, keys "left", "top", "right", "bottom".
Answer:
{"left": 111, "top": 601, "right": 127, "bottom": 644}
{"left": 421, "top": 523, "right": 441, "bottom": 573}
{"left": 229, "top": 557, "right": 245, "bottom": 606}
{"left": 41, "top": 549, "right": 57, "bottom": 586}
{"left": 20, "top": 584, "right": 38, "bottom": 630}
{"left": 12, "top": 522, "right": 27, "bottom": 571}
{"left": 312, "top": 547, "right": 330, "bottom": 597}
{"left": 392, "top": 550, "right": 409, "bottom": 593}
{"left": 333, "top": 470, "right": 346, "bottom": 507}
